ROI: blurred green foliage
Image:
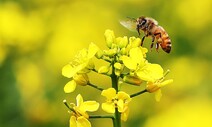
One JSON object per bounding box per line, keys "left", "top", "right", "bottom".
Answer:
{"left": 0, "top": 0, "right": 212, "bottom": 127}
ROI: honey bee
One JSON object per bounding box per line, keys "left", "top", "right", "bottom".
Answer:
{"left": 120, "top": 16, "right": 171, "bottom": 53}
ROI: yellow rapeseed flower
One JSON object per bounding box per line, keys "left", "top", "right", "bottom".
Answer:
{"left": 144, "top": 69, "right": 173, "bottom": 102}
{"left": 121, "top": 47, "right": 147, "bottom": 71}
{"left": 62, "top": 43, "right": 99, "bottom": 93}
{"left": 146, "top": 78, "right": 173, "bottom": 102}
{"left": 136, "top": 63, "right": 164, "bottom": 82}
{"left": 68, "top": 94, "right": 99, "bottom": 127}
{"left": 101, "top": 88, "right": 131, "bottom": 121}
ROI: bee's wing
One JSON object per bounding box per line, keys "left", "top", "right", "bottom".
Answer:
{"left": 119, "top": 18, "right": 137, "bottom": 32}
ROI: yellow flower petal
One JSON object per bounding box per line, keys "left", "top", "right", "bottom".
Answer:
{"left": 77, "top": 116, "right": 91, "bottom": 127}
{"left": 117, "top": 92, "right": 131, "bottom": 102}
{"left": 87, "top": 42, "right": 99, "bottom": 59}
{"left": 62, "top": 63, "right": 87, "bottom": 78}
{"left": 121, "top": 107, "right": 129, "bottom": 122}
{"left": 137, "top": 64, "right": 164, "bottom": 82}
{"left": 64, "top": 80, "right": 76, "bottom": 93}
{"left": 155, "top": 89, "right": 162, "bottom": 102}
{"left": 76, "top": 94, "right": 84, "bottom": 107}
{"left": 129, "top": 47, "right": 144, "bottom": 64}
{"left": 140, "top": 47, "right": 148, "bottom": 57}
{"left": 121, "top": 55, "right": 137, "bottom": 70}
{"left": 70, "top": 116, "right": 77, "bottom": 127}
{"left": 62, "top": 64, "right": 75, "bottom": 78}
{"left": 117, "top": 99, "right": 124, "bottom": 112}
{"left": 159, "top": 79, "right": 173, "bottom": 87}
{"left": 102, "top": 102, "right": 115, "bottom": 113}
{"left": 101, "top": 88, "right": 116, "bottom": 100}
{"left": 83, "top": 101, "right": 99, "bottom": 112}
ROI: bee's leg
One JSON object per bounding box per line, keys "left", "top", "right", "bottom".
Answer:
{"left": 150, "top": 42, "right": 154, "bottom": 52}
{"left": 141, "top": 31, "right": 149, "bottom": 46}
{"left": 150, "top": 36, "right": 155, "bottom": 51}
{"left": 151, "top": 36, "right": 155, "bottom": 42}
{"left": 136, "top": 25, "right": 140, "bottom": 36}
{"left": 154, "top": 33, "right": 161, "bottom": 52}
{"left": 141, "top": 36, "right": 145, "bottom": 46}
{"left": 156, "top": 43, "right": 159, "bottom": 52}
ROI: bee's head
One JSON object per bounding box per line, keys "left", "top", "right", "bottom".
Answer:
{"left": 137, "top": 16, "right": 147, "bottom": 30}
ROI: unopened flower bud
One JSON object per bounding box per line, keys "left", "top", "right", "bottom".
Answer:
{"left": 98, "top": 66, "right": 110, "bottom": 74}
{"left": 116, "top": 36, "right": 128, "bottom": 48}
{"left": 120, "top": 48, "right": 127, "bottom": 55}
{"left": 115, "top": 69, "right": 121, "bottom": 76}
{"left": 73, "top": 74, "right": 89, "bottom": 86}
{"left": 104, "top": 29, "right": 115, "bottom": 48}
{"left": 129, "top": 37, "right": 141, "bottom": 48}
{"left": 114, "top": 62, "right": 122, "bottom": 70}
{"left": 95, "top": 50, "right": 104, "bottom": 59}
{"left": 123, "top": 75, "right": 143, "bottom": 86}
{"left": 105, "top": 48, "right": 117, "bottom": 57}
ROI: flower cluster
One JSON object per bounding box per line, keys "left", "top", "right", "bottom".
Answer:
{"left": 101, "top": 88, "right": 131, "bottom": 121}
{"left": 62, "top": 29, "right": 173, "bottom": 127}
{"left": 64, "top": 94, "right": 99, "bottom": 127}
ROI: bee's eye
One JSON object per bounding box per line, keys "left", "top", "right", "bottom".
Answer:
{"left": 141, "top": 19, "right": 146, "bottom": 25}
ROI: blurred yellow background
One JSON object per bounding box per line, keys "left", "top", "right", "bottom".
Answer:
{"left": 0, "top": 0, "right": 212, "bottom": 127}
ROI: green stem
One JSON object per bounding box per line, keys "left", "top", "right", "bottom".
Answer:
{"left": 111, "top": 59, "right": 119, "bottom": 91}
{"left": 111, "top": 56, "right": 121, "bottom": 127}
{"left": 130, "top": 89, "right": 147, "bottom": 98}
{"left": 114, "top": 108, "right": 121, "bottom": 127}
{"left": 89, "top": 115, "right": 114, "bottom": 119}
{"left": 87, "top": 82, "right": 104, "bottom": 91}
{"left": 111, "top": 73, "right": 118, "bottom": 90}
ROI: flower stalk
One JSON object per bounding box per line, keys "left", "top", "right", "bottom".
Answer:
{"left": 111, "top": 58, "right": 121, "bottom": 127}
{"left": 87, "top": 82, "right": 104, "bottom": 91}
{"left": 130, "top": 89, "right": 147, "bottom": 98}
